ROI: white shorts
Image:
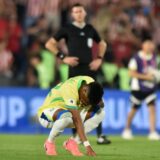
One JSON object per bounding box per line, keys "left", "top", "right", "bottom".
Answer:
{"left": 38, "top": 108, "right": 89, "bottom": 128}
{"left": 38, "top": 105, "right": 105, "bottom": 129}
{"left": 38, "top": 108, "right": 58, "bottom": 128}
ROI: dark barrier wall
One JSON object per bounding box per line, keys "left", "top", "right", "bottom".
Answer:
{"left": 0, "top": 88, "right": 160, "bottom": 134}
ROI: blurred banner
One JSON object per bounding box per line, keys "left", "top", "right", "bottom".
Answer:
{"left": 0, "top": 88, "right": 160, "bottom": 134}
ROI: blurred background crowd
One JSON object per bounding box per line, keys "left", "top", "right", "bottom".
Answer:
{"left": 0, "top": 0, "right": 160, "bottom": 89}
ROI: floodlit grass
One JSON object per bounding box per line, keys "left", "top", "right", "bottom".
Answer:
{"left": 0, "top": 134, "right": 160, "bottom": 160}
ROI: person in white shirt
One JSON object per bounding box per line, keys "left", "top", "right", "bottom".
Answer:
{"left": 122, "top": 40, "right": 160, "bottom": 140}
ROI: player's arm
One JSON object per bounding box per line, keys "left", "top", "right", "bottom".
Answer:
{"left": 89, "top": 40, "right": 107, "bottom": 71}
{"left": 69, "top": 108, "right": 96, "bottom": 156}
{"left": 92, "top": 26, "right": 107, "bottom": 59}
{"left": 128, "top": 58, "right": 154, "bottom": 81}
{"left": 129, "top": 69, "right": 154, "bottom": 81}
{"left": 97, "top": 40, "right": 107, "bottom": 59}
{"left": 45, "top": 37, "right": 59, "bottom": 55}
{"left": 89, "top": 25, "right": 107, "bottom": 69}
{"left": 45, "top": 38, "right": 79, "bottom": 67}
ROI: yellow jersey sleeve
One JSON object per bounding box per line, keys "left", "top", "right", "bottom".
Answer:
{"left": 83, "top": 76, "right": 94, "bottom": 84}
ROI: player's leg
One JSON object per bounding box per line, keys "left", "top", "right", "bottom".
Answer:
{"left": 96, "top": 122, "right": 111, "bottom": 144}
{"left": 47, "top": 112, "right": 73, "bottom": 142}
{"left": 71, "top": 109, "right": 110, "bottom": 145}
{"left": 47, "top": 108, "right": 83, "bottom": 156}
{"left": 93, "top": 105, "right": 111, "bottom": 144}
{"left": 122, "top": 91, "right": 142, "bottom": 139}
{"left": 96, "top": 123, "right": 102, "bottom": 137}
{"left": 82, "top": 104, "right": 111, "bottom": 145}
{"left": 73, "top": 107, "right": 105, "bottom": 143}
{"left": 126, "top": 105, "right": 138, "bottom": 129}
{"left": 48, "top": 111, "right": 83, "bottom": 156}
{"left": 147, "top": 100, "right": 160, "bottom": 140}
{"left": 148, "top": 101, "right": 156, "bottom": 133}
{"left": 72, "top": 128, "right": 77, "bottom": 137}
{"left": 39, "top": 108, "right": 73, "bottom": 156}
{"left": 84, "top": 108, "right": 105, "bottom": 133}
{"left": 122, "top": 104, "right": 139, "bottom": 139}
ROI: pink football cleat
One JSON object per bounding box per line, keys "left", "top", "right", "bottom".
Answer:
{"left": 63, "top": 138, "right": 83, "bottom": 156}
{"left": 44, "top": 140, "right": 57, "bottom": 156}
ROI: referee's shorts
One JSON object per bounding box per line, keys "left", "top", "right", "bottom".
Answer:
{"left": 130, "top": 90, "right": 157, "bottom": 109}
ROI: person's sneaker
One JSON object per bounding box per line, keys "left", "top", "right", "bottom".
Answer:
{"left": 148, "top": 131, "right": 160, "bottom": 140}
{"left": 63, "top": 138, "right": 83, "bottom": 156}
{"left": 122, "top": 129, "right": 133, "bottom": 140}
{"left": 97, "top": 135, "right": 111, "bottom": 144}
{"left": 44, "top": 140, "right": 57, "bottom": 156}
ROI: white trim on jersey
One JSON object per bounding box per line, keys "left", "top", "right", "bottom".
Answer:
{"left": 128, "top": 58, "right": 137, "bottom": 70}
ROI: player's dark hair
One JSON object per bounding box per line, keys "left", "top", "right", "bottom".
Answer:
{"left": 88, "top": 82, "right": 104, "bottom": 105}
{"left": 70, "top": 3, "right": 85, "bottom": 11}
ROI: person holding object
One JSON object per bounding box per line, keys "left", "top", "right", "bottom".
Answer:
{"left": 122, "top": 40, "right": 160, "bottom": 140}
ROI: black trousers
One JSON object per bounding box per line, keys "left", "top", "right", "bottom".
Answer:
{"left": 69, "top": 64, "right": 103, "bottom": 137}
{"left": 69, "top": 64, "right": 97, "bottom": 79}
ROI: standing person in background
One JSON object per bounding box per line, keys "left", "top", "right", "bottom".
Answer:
{"left": 122, "top": 40, "right": 160, "bottom": 140}
{"left": 45, "top": 3, "right": 111, "bottom": 144}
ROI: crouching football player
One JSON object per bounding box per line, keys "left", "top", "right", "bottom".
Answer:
{"left": 37, "top": 76, "right": 105, "bottom": 156}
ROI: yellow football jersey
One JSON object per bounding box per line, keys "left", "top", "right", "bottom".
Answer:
{"left": 38, "top": 76, "right": 94, "bottom": 116}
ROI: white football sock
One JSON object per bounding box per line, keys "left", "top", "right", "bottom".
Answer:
{"left": 48, "top": 117, "right": 73, "bottom": 142}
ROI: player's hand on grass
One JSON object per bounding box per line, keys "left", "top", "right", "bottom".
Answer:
{"left": 86, "top": 146, "right": 96, "bottom": 156}
{"left": 63, "top": 57, "right": 79, "bottom": 67}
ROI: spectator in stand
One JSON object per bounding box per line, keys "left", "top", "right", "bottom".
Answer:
{"left": 26, "top": 15, "right": 52, "bottom": 48}
{"left": 27, "top": 39, "right": 55, "bottom": 88}
{"left": 0, "top": 40, "right": 14, "bottom": 86}
{"left": 109, "top": 18, "right": 140, "bottom": 67}
{"left": 0, "top": 15, "right": 9, "bottom": 42}
{"left": 7, "top": 15, "right": 23, "bottom": 77}
{"left": 132, "top": 8, "right": 152, "bottom": 41}
{"left": 0, "top": 0, "right": 5, "bottom": 16}
{"left": 152, "top": 12, "right": 160, "bottom": 47}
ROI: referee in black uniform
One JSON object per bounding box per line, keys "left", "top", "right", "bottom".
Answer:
{"left": 45, "top": 3, "right": 111, "bottom": 144}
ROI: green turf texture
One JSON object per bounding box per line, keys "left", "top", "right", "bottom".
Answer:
{"left": 0, "top": 134, "right": 160, "bottom": 160}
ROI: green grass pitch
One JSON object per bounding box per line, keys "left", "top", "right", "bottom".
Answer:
{"left": 0, "top": 134, "right": 160, "bottom": 160}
